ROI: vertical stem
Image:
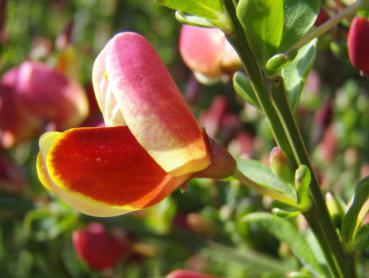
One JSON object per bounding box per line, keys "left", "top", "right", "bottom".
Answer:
{"left": 222, "top": 0, "right": 356, "bottom": 277}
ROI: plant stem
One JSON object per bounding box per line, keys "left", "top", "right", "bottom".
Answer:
{"left": 288, "top": 0, "right": 364, "bottom": 54}
{"left": 271, "top": 81, "right": 354, "bottom": 277}
{"left": 222, "top": 0, "right": 356, "bottom": 277}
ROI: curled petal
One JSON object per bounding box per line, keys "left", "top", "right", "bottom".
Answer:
{"left": 93, "top": 32, "right": 211, "bottom": 176}
{"left": 37, "top": 126, "right": 189, "bottom": 217}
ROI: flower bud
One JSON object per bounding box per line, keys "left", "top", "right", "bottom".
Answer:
{"left": 315, "top": 9, "right": 330, "bottom": 26}
{"left": 325, "top": 192, "right": 345, "bottom": 227}
{"left": 347, "top": 17, "right": 369, "bottom": 76}
{"left": 269, "top": 147, "right": 294, "bottom": 184}
{"left": 179, "top": 25, "right": 241, "bottom": 81}
{"left": 72, "top": 223, "right": 127, "bottom": 271}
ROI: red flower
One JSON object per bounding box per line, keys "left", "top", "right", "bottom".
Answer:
{"left": 72, "top": 223, "right": 127, "bottom": 271}
{"left": 347, "top": 17, "right": 369, "bottom": 76}
{"left": 37, "top": 33, "right": 234, "bottom": 217}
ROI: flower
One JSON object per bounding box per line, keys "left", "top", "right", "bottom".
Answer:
{"left": 37, "top": 32, "right": 234, "bottom": 217}
{"left": 179, "top": 25, "right": 241, "bottom": 82}
{"left": 72, "top": 223, "right": 127, "bottom": 271}
{"left": 347, "top": 17, "right": 369, "bottom": 76}
{"left": 0, "top": 61, "right": 88, "bottom": 148}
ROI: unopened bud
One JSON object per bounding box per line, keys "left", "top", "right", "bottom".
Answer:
{"left": 269, "top": 147, "right": 294, "bottom": 184}
{"left": 265, "top": 53, "right": 289, "bottom": 74}
{"left": 295, "top": 165, "right": 311, "bottom": 211}
{"left": 325, "top": 192, "right": 345, "bottom": 227}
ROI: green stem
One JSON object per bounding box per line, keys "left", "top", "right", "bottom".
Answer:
{"left": 222, "top": 0, "right": 356, "bottom": 277}
{"left": 288, "top": 0, "right": 364, "bottom": 53}
{"left": 271, "top": 82, "right": 354, "bottom": 277}
{"left": 221, "top": 0, "right": 294, "bottom": 161}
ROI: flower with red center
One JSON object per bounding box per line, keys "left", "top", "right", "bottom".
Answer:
{"left": 0, "top": 61, "right": 88, "bottom": 148}
{"left": 166, "top": 269, "right": 221, "bottom": 278}
{"left": 72, "top": 223, "right": 127, "bottom": 271}
{"left": 37, "top": 32, "right": 234, "bottom": 217}
{"left": 347, "top": 17, "right": 369, "bottom": 76}
{"left": 179, "top": 25, "right": 241, "bottom": 82}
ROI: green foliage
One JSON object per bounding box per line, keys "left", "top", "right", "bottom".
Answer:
{"left": 233, "top": 71, "right": 260, "bottom": 109}
{"left": 243, "top": 213, "right": 323, "bottom": 276}
{"left": 236, "top": 0, "right": 319, "bottom": 63}
{"left": 282, "top": 40, "right": 317, "bottom": 110}
{"left": 156, "top": 0, "right": 229, "bottom": 29}
{"left": 175, "top": 11, "right": 214, "bottom": 27}
{"left": 236, "top": 159, "right": 297, "bottom": 204}
{"left": 237, "top": 0, "right": 284, "bottom": 63}
{"left": 342, "top": 176, "right": 369, "bottom": 249}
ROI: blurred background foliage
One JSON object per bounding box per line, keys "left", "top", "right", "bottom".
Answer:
{"left": 1, "top": 0, "right": 369, "bottom": 277}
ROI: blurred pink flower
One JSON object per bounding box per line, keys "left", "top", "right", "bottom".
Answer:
{"left": 72, "top": 223, "right": 127, "bottom": 271}
{"left": 0, "top": 61, "right": 88, "bottom": 148}
{"left": 179, "top": 25, "right": 241, "bottom": 80}
{"left": 0, "top": 156, "right": 27, "bottom": 193}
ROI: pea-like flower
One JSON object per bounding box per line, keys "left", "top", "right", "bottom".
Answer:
{"left": 179, "top": 25, "right": 241, "bottom": 82}
{"left": 0, "top": 61, "right": 88, "bottom": 148}
{"left": 347, "top": 17, "right": 369, "bottom": 76}
{"left": 37, "top": 32, "right": 234, "bottom": 217}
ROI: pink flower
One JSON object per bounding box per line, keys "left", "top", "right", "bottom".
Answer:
{"left": 179, "top": 25, "right": 241, "bottom": 80}
{"left": 0, "top": 61, "right": 88, "bottom": 147}
{"left": 72, "top": 223, "right": 127, "bottom": 271}
{"left": 347, "top": 17, "right": 369, "bottom": 76}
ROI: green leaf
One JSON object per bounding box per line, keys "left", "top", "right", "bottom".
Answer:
{"left": 282, "top": 40, "right": 317, "bottom": 110}
{"left": 237, "top": 0, "right": 284, "bottom": 62}
{"left": 233, "top": 71, "right": 260, "bottom": 109}
{"left": 243, "top": 213, "right": 323, "bottom": 276}
{"left": 279, "top": 0, "right": 320, "bottom": 51}
{"left": 342, "top": 176, "right": 369, "bottom": 249}
{"left": 204, "top": 242, "right": 291, "bottom": 276}
{"left": 175, "top": 11, "right": 214, "bottom": 28}
{"left": 156, "top": 0, "right": 229, "bottom": 29}
{"left": 236, "top": 159, "right": 296, "bottom": 203}
{"left": 354, "top": 224, "right": 369, "bottom": 250}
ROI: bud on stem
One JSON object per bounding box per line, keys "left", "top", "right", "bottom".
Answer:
{"left": 269, "top": 147, "right": 295, "bottom": 185}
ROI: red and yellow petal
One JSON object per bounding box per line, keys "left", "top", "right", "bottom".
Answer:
{"left": 92, "top": 32, "right": 211, "bottom": 176}
{"left": 37, "top": 126, "right": 189, "bottom": 217}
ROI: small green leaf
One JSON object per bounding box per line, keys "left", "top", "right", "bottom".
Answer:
{"left": 243, "top": 213, "right": 323, "bottom": 276}
{"left": 355, "top": 224, "right": 369, "bottom": 250}
{"left": 295, "top": 165, "right": 311, "bottom": 211}
{"left": 237, "top": 0, "right": 284, "bottom": 62}
{"left": 233, "top": 71, "right": 260, "bottom": 109}
{"left": 342, "top": 176, "right": 369, "bottom": 249}
{"left": 279, "top": 0, "right": 320, "bottom": 51}
{"left": 156, "top": 0, "right": 229, "bottom": 29}
{"left": 175, "top": 11, "right": 214, "bottom": 28}
{"left": 265, "top": 53, "right": 289, "bottom": 75}
{"left": 282, "top": 40, "right": 317, "bottom": 110}
{"left": 236, "top": 159, "right": 296, "bottom": 202}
